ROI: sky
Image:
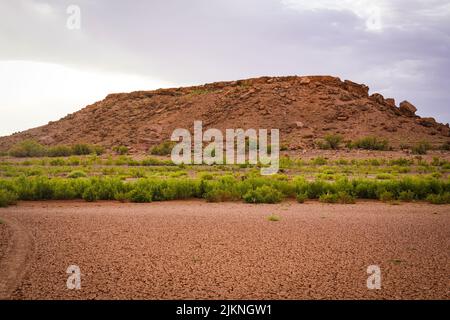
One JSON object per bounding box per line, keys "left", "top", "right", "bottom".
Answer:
{"left": 1, "top": 0, "right": 449, "bottom": 136}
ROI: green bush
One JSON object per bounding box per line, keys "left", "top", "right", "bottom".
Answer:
{"left": 127, "top": 186, "right": 153, "bottom": 203}
{"left": 8, "top": 140, "right": 47, "bottom": 157}
{"left": 426, "top": 193, "right": 450, "bottom": 204}
{"left": 318, "top": 134, "right": 343, "bottom": 150}
{"left": 113, "top": 146, "right": 129, "bottom": 155}
{"left": 243, "top": 186, "right": 283, "bottom": 204}
{"left": 267, "top": 214, "right": 281, "bottom": 221}
{"left": 379, "top": 191, "right": 394, "bottom": 202}
{"left": 150, "top": 141, "right": 176, "bottom": 156}
{"left": 351, "top": 136, "right": 389, "bottom": 151}
{"left": 412, "top": 141, "right": 431, "bottom": 155}
{"left": 0, "top": 189, "right": 18, "bottom": 207}
{"left": 296, "top": 192, "right": 308, "bottom": 203}
{"left": 47, "top": 145, "right": 73, "bottom": 157}
{"left": 67, "top": 170, "right": 87, "bottom": 179}
{"left": 205, "top": 189, "right": 235, "bottom": 202}
{"left": 398, "top": 190, "right": 415, "bottom": 202}
{"left": 319, "top": 191, "right": 355, "bottom": 204}
{"left": 82, "top": 186, "right": 98, "bottom": 202}
{"left": 72, "top": 144, "right": 104, "bottom": 155}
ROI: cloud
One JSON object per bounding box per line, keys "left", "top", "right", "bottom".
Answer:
{"left": 0, "top": 0, "right": 449, "bottom": 134}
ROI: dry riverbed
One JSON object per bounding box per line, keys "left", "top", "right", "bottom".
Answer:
{"left": 0, "top": 200, "right": 448, "bottom": 300}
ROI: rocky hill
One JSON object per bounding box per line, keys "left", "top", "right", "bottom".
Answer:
{"left": 1, "top": 75, "right": 449, "bottom": 153}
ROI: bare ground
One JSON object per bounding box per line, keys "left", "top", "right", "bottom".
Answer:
{"left": 0, "top": 200, "right": 448, "bottom": 300}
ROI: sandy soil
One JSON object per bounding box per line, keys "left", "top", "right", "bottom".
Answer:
{"left": 0, "top": 200, "right": 448, "bottom": 300}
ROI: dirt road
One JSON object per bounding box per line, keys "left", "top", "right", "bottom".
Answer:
{"left": 0, "top": 200, "right": 448, "bottom": 299}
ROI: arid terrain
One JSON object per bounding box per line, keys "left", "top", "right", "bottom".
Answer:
{"left": 0, "top": 201, "right": 449, "bottom": 300}
{"left": 0, "top": 76, "right": 449, "bottom": 153}
{"left": 0, "top": 75, "right": 449, "bottom": 301}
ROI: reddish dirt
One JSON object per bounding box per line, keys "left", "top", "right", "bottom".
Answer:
{"left": 0, "top": 200, "right": 448, "bottom": 300}
{"left": 0, "top": 76, "right": 449, "bottom": 152}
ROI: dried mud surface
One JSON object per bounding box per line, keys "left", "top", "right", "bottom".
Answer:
{"left": 0, "top": 200, "right": 449, "bottom": 300}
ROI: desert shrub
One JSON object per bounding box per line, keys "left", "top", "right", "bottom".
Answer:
{"left": 82, "top": 186, "right": 98, "bottom": 202}
{"left": 411, "top": 141, "right": 431, "bottom": 155}
{"left": 113, "top": 146, "right": 129, "bottom": 155}
{"left": 431, "top": 157, "right": 445, "bottom": 167}
{"left": 398, "top": 190, "right": 415, "bottom": 202}
{"left": 71, "top": 144, "right": 93, "bottom": 155}
{"left": 0, "top": 189, "right": 18, "bottom": 207}
{"left": 71, "top": 144, "right": 103, "bottom": 156}
{"left": 127, "top": 186, "right": 153, "bottom": 203}
{"left": 267, "top": 214, "right": 281, "bottom": 221}
{"left": 49, "top": 158, "right": 66, "bottom": 166}
{"left": 376, "top": 173, "right": 393, "bottom": 180}
{"left": 8, "top": 140, "right": 47, "bottom": 157}
{"left": 351, "top": 136, "right": 389, "bottom": 151}
{"left": 47, "top": 145, "right": 73, "bottom": 157}
{"left": 204, "top": 189, "right": 235, "bottom": 202}
{"left": 389, "top": 158, "right": 413, "bottom": 166}
{"left": 379, "top": 191, "right": 394, "bottom": 202}
{"left": 296, "top": 192, "right": 308, "bottom": 203}
{"left": 243, "top": 185, "right": 283, "bottom": 204}
{"left": 439, "top": 141, "right": 450, "bottom": 151}
{"left": 336, "top": 191, "right": 356, "bottom": 204}
{"left": 323, "top": 134, "right": 343, "bottom": 150}
{"left": 68, "top": 170, "right": 87, "bottom": 179}
{"left": 52, "top": 180, "right": 77, "bottom": 200}
{"left": 426, "top": 193, "right": 450, "bottom": 204}
{"left": 311, "top": 157, "right": 327, "bottom": 166}
{"left": 319, "top": 192, "right": 338, "bottom": 203}
{"left": 319, "top": 191, "right": 355, "bottom": 204}
{"left": 149, "top": 141, "right": 176, "bottom": 156}
{"left": 114, "top": 192, "right": 128, "bottom": 202}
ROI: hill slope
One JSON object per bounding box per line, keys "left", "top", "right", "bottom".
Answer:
{"left": 1, "top": 75, "right": 449, "bottom": 153}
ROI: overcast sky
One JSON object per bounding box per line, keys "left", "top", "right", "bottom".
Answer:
{"left": 1, "top": 0, "right": 449, "bottom": 136}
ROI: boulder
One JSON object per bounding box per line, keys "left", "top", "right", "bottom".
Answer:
{"left": 369, "top": 93, "right": 385, "bottom": 104}
{"left": 417, "top": 117, "right": 436, "bottom": 127}
{"left": 385, "top": 98, "right": 396, "bottom": 108}
{"left": 399, "top": 100, "right": 417, "bottom": 116}
{"left": 343, "top": 80, "right": 369, "bottom": 97}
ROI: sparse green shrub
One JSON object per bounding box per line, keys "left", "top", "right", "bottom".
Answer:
{"left": 319, "top": 191, "right": 355, "bottom": 204}
{"left": 351, "top": 136, "right": 389, "bottom": 151}
{"left": 8, "top": 140, "right": 47, "bottom": 157}
{"left": 49, "top": 158, "right": 66, "bottom": 166}
{"left": 267, "top": 214, "right": 281, "bottom": 221}
{"left": 296, "top": 192, "right": 308, "bottom": 203}
{"left": 67, "top": 170, "right": 87, "bottom": 179}
{"left": 205, "top": 189, "right": 235, "bottom": 202}
{"left": 0, "top": 189, "right": 18, "bottom": 207}
{"left": 82, "top": 186, "right": 98, "bottom": 202}
{"left": 426, "top": 193, "right": 450, "bottom": 204}
{"left": 127, "top": 186, "right": 153, "bottom": 203}
{"left": 150, "top": 141, "right": 176, "bottom": 156}
{"left": 379, "top": 191, "right": 394, "bottom": 202}
{"left": 311, "top": 157, "right": 327, "bottom": 166}
{"left": 398, "top": 190, "right": 415, "bottom": 202}
{"left": 336, "top": 191, "right": 356, "bottom": 204}
{"left": 243, "top": 186, "right": 283, "bottom": 204}
{"left": 47, "top": 145, "right": 73, "bottom": 157}
{"left": 319, "top": 192, "right": 338, "bottom": 203}
{"left": 411, "top": 141, "right": 431, "bottom": 155}
{"left": 114, "top": 192, "right": 128, "bottom": 202}
{"left": 72, "top": 144, "right": 103, "bottom": 156}
{"left": 376, "top": 173, "right": 393, "bottom": 180}
{"left": 113, "top": 146, "right": 129, "bottom": 155}
{"left": 321, "top": 134, "right": 343, "bottom": 150}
